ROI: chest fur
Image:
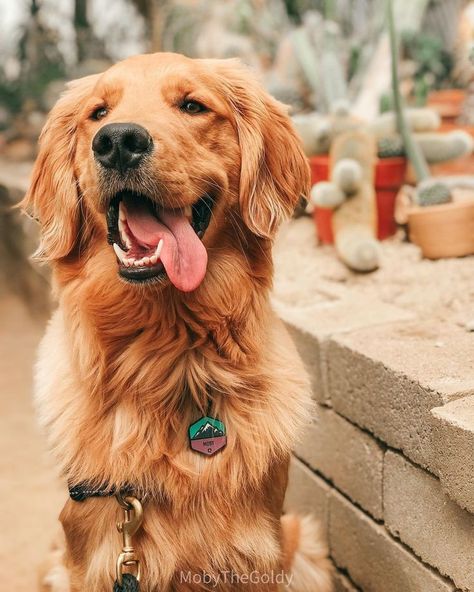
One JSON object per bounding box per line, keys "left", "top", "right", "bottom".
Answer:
{"left": 35, "top": 309, "right": 310, "bottom": 501}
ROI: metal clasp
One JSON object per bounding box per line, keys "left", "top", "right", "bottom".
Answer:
{"left": 115, "top": 494, "right": 143, "bottom": 585}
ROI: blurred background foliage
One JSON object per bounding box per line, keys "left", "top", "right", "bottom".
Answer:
{"left": 0, "top": 0, "right": 472, "bottom": 159}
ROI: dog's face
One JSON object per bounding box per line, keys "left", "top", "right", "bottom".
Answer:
{"left": 24, "top": 53, "right": 309, "bottom": 293}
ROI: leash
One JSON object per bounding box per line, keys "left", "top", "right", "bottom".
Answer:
{"left": 113, "top": 574, "right": 140, "bottom": 592}
{"left": 69, "top": 484, "right": 143, "bottom": 591}
{"left": 114, "top": 492, "right": 143, "bottom": 592}
{"left": 68, "top": 400, "right": 227, "bottom": 590}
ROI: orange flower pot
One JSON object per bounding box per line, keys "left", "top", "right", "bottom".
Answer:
{"left": 427, "top": 89, "right": 466, "bottom": 124}
{"left": 309, "top": 155, "right": 407, "bottom": 244}
{"left": 407, "top": 200, "right": 474, "bottom": 259}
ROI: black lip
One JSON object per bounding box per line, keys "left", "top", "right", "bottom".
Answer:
{"left": 106, "top": 191, "right": 214, "bottom": 284}
{"left": 119, "top": 263, "right": 167, "bottom": 283}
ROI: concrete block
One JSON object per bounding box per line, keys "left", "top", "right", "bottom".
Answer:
{"left": 295, "top": 408, "right": 384, "bottom": 520}
{"left": 334, "top": 571, "right": 359, "bottom": 592}
{"left": 285, "top": 456, "right": 331, "bottom": 538}
{"left": 275, "top": 294, "right": 413, "bottom": 340}
{"left": 285, "top": 322, "right": 326, "bottom": 402}
{"left": 384, "top": 450, "right": 474, "bottom": 591}
{"left": 275, "top": 295, "right": 413, "bottom": 404}
{"left": 327, "top": 321, "right": 474, "bottom": 470}
{"left": 329, "top": 489, "right": 454, "bottom": 592}
{"left": 431, "top": 396, "right": 474, "bottom": 513}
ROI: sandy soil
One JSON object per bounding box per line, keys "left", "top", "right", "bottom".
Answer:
{"left": 274, "top": 217, "right": 474, "bottom": 327}
{"left": 0, "top": 294, "right": 65, "bottom": 591}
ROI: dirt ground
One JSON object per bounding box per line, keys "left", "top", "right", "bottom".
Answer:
{"left": 0, "top": 293, "right": 64, "bottom": 590}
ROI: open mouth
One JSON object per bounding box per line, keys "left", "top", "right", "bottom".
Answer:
{"left": 106, "top": 191, "right": 214, "bottom": 291}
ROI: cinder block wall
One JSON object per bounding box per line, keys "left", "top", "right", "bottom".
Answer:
{"left": 0, "top": 167, "right": 50, "bottom": 310}
{"left": 280, "top": 298, "right": 474, "bottom": 592}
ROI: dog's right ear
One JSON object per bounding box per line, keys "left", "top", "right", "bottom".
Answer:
{"left": 20, "top": 74, "right": 99, "bottom": 261}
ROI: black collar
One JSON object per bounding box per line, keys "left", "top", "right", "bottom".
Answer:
{"left": 68, "top": 481, "right": 134, "bottom": 502}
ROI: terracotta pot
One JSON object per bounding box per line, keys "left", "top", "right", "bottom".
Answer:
{"left": 428, "top": 89, "right": 466, "bottom": 124}
{"left": 309, "top": 155, "right": 407, "bottom": 244}
{"left": 408, "top": 200, "right": 474, "bottom": 259}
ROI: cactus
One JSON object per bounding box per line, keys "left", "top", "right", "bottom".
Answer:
{"left": 330, "top": 99, "right": 351, "bottom": 117}
{"left": 420, "top": 176, "right": 474, "bottom": 192}
{"left": 332, "top": 158, "right": 363, "bottom": 194}
{"left": 414, "top": 130, "right": 474, "bottom": 164}
{"left": 331, "top": 130, "right": 380, "bottom": 272}
{"left": 371, "top": 108, "right": 441, "bottom": 138}
{"left": 335, "top": 227, "right": 381, "bottom": 272}
{"left": 377, "top": 135, "right": 405, "bottom": 158}
{"left": 417, "top": 183, "right": 452, "bottom": 207}
{"left": 292, "top": 111, "right": 362, "bottom": 157}
{"left": 292, "top": 113, "right": 329, "bottom": 156}
{"left": 310, "top": 181, "right": 346, "bottom": 209}
{"left": 320, "top": 21, "right": 348, "bottom": 108}
{"left": 387, "top": 0, "right": 451, "bottom": 206}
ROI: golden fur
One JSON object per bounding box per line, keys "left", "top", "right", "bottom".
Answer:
{"left": 22, "top": 53, "right": 332, "bottom": 591}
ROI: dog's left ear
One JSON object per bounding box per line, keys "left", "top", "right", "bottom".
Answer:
{"left": 21, "top": 74, "right": 99, "bottom": 261}
{"left": 216, "top": 60, "right": 310, "bottom": 238}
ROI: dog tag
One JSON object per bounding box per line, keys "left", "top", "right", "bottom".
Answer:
{"left": 189, "top": 416, "right": 227, "bottom": 456}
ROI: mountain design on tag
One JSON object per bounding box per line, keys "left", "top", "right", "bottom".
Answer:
{"left": 193, "top": 421, "right": 225, "bottom": 439}
{"left": 189, "top": 415, "right": 227, "bottom": 456}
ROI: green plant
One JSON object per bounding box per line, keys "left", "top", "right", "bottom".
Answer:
{"left": 417, "top": 182, "right": 451, "bottom": 207}
{"left": 387, "top": 0, "right": 451, "bottom": 207}
{"left": 283, "top": 0, "right": 325, "bottom": 23}
{"left": 377, "top": 135, "right": 405, "bottom": 158}
{"left": 401, "top": 31, "right": 454, "bottom": 105}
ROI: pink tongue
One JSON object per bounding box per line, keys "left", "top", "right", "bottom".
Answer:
{"left": 124, "top": 201, "right": 208, "bottom": 292}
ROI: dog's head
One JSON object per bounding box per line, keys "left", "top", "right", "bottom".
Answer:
{"left": 23, "top": 53, "right": 309, "bottom": 293}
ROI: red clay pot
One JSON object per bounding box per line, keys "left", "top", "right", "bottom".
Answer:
{"left": 309, "top": 155, "right": 407, "bottom": 244}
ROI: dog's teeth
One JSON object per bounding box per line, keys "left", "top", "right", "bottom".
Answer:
{"left": 149, "top": 254, "right": 158, "bottom": 265}
{"left": 154, "top": 239, "right": 164, "bottom": 258}
{"left": 124, "top": 258, "right": 133, "bottom": 267}
{"left": 119, "top": 201, "right": 126, "bottom": 222}
{"left": 113, "top": 243, "right": 127, "bottom": 263}
{"left": 143, "top": 257, "right": 150, "bottom": 265}
{"left": 118, "top": 219, "right": 131, "bottom": 248}
{"left": 118, "top": 204, "right": 132, "bottom": 248}
{"left": 184, "top": 205, "right": 192, "bottom": 219}
{"left": 133, "top": 259, "right": 142, "bottom": 267}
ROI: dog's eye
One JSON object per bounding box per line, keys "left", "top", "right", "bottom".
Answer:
{"left": 90, "top": 107, "right": 108, "bottom": 121}
{"left": 180, "top": 100, "right": 207, "bottom": 115}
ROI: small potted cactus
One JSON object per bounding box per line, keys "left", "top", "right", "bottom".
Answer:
{"left": 388, "top": 0, "right": 474, "bottom": 259}
{"left": 293, "top": 0, "right": 474, "bottom": 257}
{"left": 296, "top": 105, "right": 408, "bottom": 244}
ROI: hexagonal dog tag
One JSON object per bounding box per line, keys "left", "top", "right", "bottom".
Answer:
{"left": 188, "top": 416, "right": 227, "bottom": 456}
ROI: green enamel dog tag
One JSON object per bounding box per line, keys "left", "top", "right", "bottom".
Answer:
{"left": 189, "top": 416, "right": 227, "bottom": 456}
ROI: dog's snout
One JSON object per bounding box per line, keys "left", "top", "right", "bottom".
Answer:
{"left": 92, "top": 123, "right": 152, "bottom": 171}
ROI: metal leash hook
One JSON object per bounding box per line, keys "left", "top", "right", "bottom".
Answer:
{"left": 115, "top": 493, "right": 143, "bottom": 587}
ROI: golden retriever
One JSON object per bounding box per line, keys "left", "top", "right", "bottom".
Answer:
{"left": 22, "top": 53, "right": 332, "bottom": 592}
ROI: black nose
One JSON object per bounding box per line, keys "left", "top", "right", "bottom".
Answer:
{"left": 92, "top": 123, "right": 153, "bottom": 171}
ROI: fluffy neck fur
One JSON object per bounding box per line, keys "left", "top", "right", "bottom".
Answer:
{"left": 37, "top": 226, "right": 310, "bottom": 509}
